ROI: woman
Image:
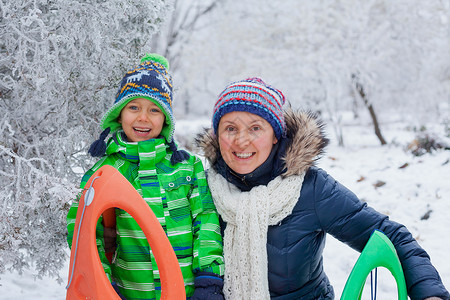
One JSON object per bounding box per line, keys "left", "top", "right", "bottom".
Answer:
{"left": 196, "top": 77, "right": 449, "bottom": 300}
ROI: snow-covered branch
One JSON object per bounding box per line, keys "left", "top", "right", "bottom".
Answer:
{"left": 0, "top": 0, "right": 171, "bottom": 280}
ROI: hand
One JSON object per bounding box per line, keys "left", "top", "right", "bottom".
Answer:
{"left": 104, "top": 227, "right": 117, "bottom": 253}
{"left": 191, "top": 272, "right": 224, "bottom": 300}
{"left": 191, "top": 286, "right": 224, "bottom": 300}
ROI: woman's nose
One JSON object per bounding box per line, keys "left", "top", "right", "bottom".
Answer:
{"left": 235, "top": 130, "right": 251, "bottom": 148}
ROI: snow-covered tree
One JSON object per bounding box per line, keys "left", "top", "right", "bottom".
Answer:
{"left": 0, "top": 0, "right": 170, "bottom": 280}
{"left": 173, "top": 0, "right": 449, "bottom": 145}
{"left": 148, "top": 0, "right": 224, "bottom": 117}
{"left": 149, "top": 0, "right": 223, "bottom": 72}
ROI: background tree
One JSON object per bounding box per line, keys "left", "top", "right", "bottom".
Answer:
{"left": 149, "top": 0, "right": 224, "bottom": 116}
{"left": 150, "top": 0, "right": 223, "bottom": 71}
{"left": 352, "top": 73, "right": 387, "bottom": 145}
{"left": 0, "top": 0, "right": 448, "bottom": 284}
{"left": 172, "top": 0, "right": 449, "bottom": 146}
{"left": 0, "top": 0, "right": 170, "bottom": 280}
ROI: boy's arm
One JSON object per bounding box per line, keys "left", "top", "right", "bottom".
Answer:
{"left": 190, "top": 157, "right": 225, "bottom": 277}
{"left": 189, "top": 157, "right": 225, "bottom": 299}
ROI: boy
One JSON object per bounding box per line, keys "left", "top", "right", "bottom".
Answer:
{"left": 67, "top": 54, "right": 224, "bottom": 299}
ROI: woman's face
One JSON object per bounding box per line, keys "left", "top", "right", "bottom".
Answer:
{"left": 218, "top": 111, "right": 278, "bottom": 174}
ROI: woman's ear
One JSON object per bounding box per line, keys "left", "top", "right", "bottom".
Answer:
{"left": 273, "top": 135, "right": 278, "bottom": 145}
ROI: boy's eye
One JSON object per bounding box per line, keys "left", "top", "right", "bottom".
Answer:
{"left": 128, "top": 105, "right": 139, "bottom": 110}
{"left": 151, "top": 108, "right": 161, "bottom": 113}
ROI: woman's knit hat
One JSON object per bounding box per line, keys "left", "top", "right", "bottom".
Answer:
{"left": 212, "top": 77, "right": 286, "bottom": 140}
{"left": 89, "top": 54, "right": 189, "bottom": 164}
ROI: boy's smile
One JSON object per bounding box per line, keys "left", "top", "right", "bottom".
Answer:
{"left": 118, "top": 98, "right": 165, "bottom": 142}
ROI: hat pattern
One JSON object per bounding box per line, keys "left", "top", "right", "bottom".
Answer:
{"left": 117, "top": 64, "right": 172, "bottom": 107}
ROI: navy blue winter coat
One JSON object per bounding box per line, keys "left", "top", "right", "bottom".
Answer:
{"left": 197, "top": 110, "right": 449, "bottom": 300}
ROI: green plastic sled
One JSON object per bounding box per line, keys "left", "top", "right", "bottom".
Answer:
{"left": 340, "top": 230, "right": 407, "bottom": 300}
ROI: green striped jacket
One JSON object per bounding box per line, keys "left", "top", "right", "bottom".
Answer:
{"left": 67, "top": 132, "right": 224, "bottom": 299}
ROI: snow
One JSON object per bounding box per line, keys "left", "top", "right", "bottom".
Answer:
{"left": 0, "top": 118, "right": 449, "bottom": 299}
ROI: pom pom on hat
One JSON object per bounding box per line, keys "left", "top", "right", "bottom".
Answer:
{"left": 212, "top": 77, "right": 286, "bottom": 140}
{"left": 88, "top": 128, "right": 111, "bottom": 157}
{"left": 168, "top": 140, "right": 190, "bottom": 165}
{"left": 140, "top": 53, "right": 169, "bottom": 69}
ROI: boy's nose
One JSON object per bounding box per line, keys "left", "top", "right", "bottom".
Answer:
{"left": 137, "top": 112, "right": 150, "bottom": 122}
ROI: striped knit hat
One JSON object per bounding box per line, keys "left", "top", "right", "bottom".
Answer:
{"left": 212, "top": 77, "right": 286, "bottom": 140}
{"left": 101, "top": 53, "right": 174, "bottom": 142}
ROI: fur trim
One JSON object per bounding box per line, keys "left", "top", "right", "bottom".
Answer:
{"left": 282, "top": 110, "right": 328, "bottom": 177}
{"left": 195, "top": 109, "right": 329, "bottom": 177}
{"left": 195, "top": 128, "right": 220, "bottom": 166}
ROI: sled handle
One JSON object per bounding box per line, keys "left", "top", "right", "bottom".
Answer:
{"left": 102, "top": 207, "right": 116, "bottom": 263}
{"left": 66, "top": 165, "right": 186, "bottom": 300}
{"left": 340, "top": 230, "right": 407, "bottom": 300}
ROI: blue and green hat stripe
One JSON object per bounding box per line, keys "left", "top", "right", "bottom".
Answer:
{"left": 100, "top": 55, "right": 175, "bottom": 143}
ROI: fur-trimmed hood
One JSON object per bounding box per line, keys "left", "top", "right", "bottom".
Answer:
{"left": 195, "top": 109, "right": 329, "bottom": 177}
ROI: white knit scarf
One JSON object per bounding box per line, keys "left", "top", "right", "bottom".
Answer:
{"left": 207, "top": 168, "right": 305, "bottom": 300}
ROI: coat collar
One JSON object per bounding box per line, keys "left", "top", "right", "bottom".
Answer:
{"left": 106, "top": 130, "right": 168, "bottom": 167}
{"left": 195, "top": 109, "right": 329, "bottom": 178}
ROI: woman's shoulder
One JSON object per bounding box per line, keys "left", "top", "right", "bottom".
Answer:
{"left": 303, "top": 166, "right": 331, "bottom": 185}
{"left": 286, "top": 167, "right": 329, "bottom": 209}
{"left": 300, "top": 166, "right": 353, "bottom": 204}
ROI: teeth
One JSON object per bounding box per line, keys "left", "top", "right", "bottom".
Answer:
{"left": 235, "top": 152, "right": 253, "bottom": 158}
{"left": 134, "top": 128, "right": 150, "bottom": 132}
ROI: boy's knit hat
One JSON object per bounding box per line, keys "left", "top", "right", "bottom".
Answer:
{"left": 101, "top": 53, "right": 174, "bottom": 142}
{"left": 212, "top": 77, "right": 286, "bottom": 140}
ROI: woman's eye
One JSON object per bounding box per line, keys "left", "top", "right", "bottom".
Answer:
{"left": 250, "top": 126, "right": 261, "bottom": 132}
{"left": 225, "top": 126, "right": 237, "bottom": 133}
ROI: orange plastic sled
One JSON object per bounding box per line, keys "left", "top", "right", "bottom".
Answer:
{"left": 66, "top": 165, "right": 186, "bottom": 300}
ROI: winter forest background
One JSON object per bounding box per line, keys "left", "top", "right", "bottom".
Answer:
{"left": 1, "top": 0, "right": 449, "bottom": 298}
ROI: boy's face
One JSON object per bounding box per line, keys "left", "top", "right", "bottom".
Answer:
{"left": 118, "top": 98, "right": 165, "bottom": 142}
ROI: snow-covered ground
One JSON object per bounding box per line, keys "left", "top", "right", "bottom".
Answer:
{"left": 0, "top": 118, "right": 449, "bottom": 299}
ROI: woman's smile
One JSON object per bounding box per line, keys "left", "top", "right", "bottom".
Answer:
{"left": 233, "top": 152, "right": 255, "bottom": 159}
